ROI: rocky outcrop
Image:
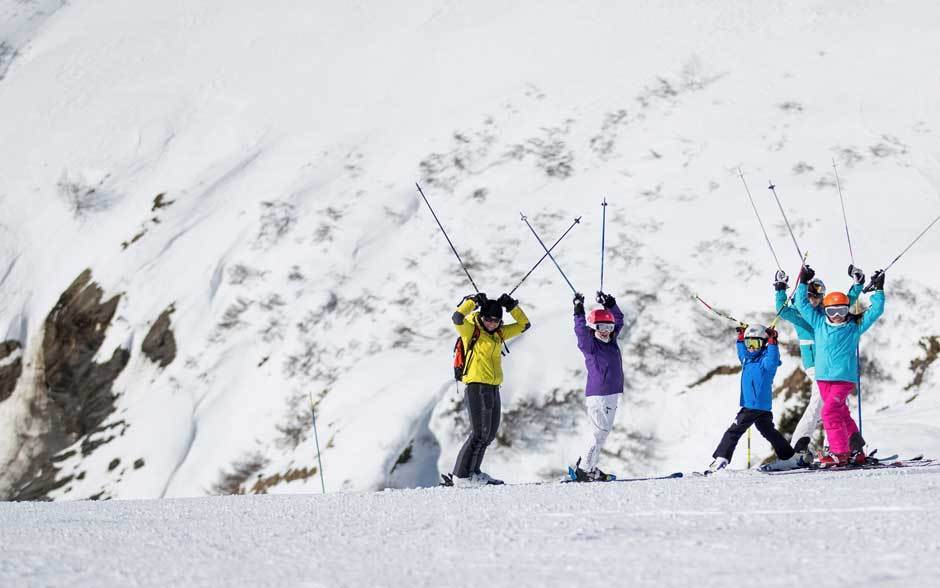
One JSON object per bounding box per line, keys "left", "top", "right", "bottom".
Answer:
{"left": 0, "top": 340, "right": 23, "bottom": 403}
{"left": 10, "top": 270, "right": 129, "bottom": 500}
{"left": 142, "top": 305, "right": 177, "bottom": 368}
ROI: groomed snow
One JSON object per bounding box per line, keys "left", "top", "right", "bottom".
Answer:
{"left": 2, "top": 465, "right": 940, "bottom": 587}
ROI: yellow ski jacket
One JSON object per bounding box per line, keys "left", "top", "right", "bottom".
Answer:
{"left": 452, "top": 298, "right": 531, "bottom": 386}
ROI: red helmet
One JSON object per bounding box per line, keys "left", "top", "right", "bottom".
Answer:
{"left": 587, "top": 308, "right": 615, "bottom": 327}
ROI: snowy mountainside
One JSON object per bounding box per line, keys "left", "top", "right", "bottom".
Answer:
{"left": 0, "top": 1, "right": 939, "bottom": 500}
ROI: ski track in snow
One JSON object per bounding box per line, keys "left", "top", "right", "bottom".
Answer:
{"left": 3, "top": 466, "right": 940, "bottom": 587}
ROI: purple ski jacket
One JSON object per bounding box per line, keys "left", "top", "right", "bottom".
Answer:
{"left": 574, "top": 304, "right": 625, "bottom": 397}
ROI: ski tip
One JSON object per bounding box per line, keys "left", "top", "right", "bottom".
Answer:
{"left": 670, "top": 472, "right": 684, "bottom": 478}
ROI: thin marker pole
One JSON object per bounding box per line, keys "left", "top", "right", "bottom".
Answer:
{"left": 309, "top": 392, "right": 326, "bottom": 495}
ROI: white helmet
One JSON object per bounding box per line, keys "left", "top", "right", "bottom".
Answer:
{"left": 744, "top": 324, "right": 768, "bottom": 340}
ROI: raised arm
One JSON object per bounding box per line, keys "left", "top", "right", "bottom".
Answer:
{"left": 497, "top": 293, "right": 531, "bottom": 341}
{"left": 736, "top": 327, "right": 747, "bottom": 364}
{"left": 597, "top": 292, "right": 625, "bottom": 335}
{"left": 794, "top": 274, "right": 825, "bottom": 329}
{"left": 760, "top": 327, "right": 782, "bottom": 375}
{"left": 859, "top": 271, "right": 886, "bottom": 335}
{"left": 776, "top": 288, "right": 812, "bottom": 332}
{"left": 573, "top": 293, "right": 593, "bottom": 351}
{"left": 452, "top": 294, "right": 480, "bottom": 338}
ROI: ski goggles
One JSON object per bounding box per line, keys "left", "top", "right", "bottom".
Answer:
{"left": 744, "top": 338, "right": 764, "bottom": 351}
{"left": 594, "top": 323, "right": 615, "bottom": 333}
{"left": 824, "top": 305, "right": 849, "bottom": 319}
{"left": 480, "top": 316, "right": 502, "bottom": 325}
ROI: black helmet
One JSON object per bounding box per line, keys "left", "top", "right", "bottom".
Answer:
{"left": 479, "top": 300, "right": 503, "bottom": 321}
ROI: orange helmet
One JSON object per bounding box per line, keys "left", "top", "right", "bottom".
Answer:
{"left": 823, "top": 292, "right": 849, "bottom": 307}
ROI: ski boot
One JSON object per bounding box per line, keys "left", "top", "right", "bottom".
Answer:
{"left": 472, "top": 471, "right": 504, "bottom": 485}
{"left": 706, "top": 457, "right": 729, "bottom": 474}
{"left": 760, "top": 454, "right": 802, "bottom": 472}
{"left": 570, "top": 458, "right": 615, "bottom": 482}
{"left": 849, "top": 432, "right": 869, "bottom": 465}
{"left": 792, "top": 436, "right": 815, "bottom": 467}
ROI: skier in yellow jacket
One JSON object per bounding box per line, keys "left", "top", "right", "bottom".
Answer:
{"left": 449, "top": 292, "right": 531, "bottom": 486}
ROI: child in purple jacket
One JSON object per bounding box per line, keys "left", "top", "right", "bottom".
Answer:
{"left": 570, "top": 291, "right": 625, "bottom": 482}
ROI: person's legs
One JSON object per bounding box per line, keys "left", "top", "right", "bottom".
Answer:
{"left": 753, "top": 411, "right": 795, "bottom": 460}
{"left": 790, "top": 367, "right": 822, "bottom": 448}
{"left": 453, "top": 384, "right": 487, "bottom": 478}
{"left": 713, "top": 408, "right": 757, "bottom": 461}
{"left": 471, "top": 385, "right": 501, "bottom": 474}
{"left": 581, "top": 394, "right": 621, "bottom": 471}
{"left": 819, "top": 381, "right": 857, "bottom": 454}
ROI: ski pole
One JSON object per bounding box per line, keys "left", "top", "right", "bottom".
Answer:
{"left": 692, "top": 294, "right": 745, "bottom": 326}
{"left": 767, "top": 181, "right": 806, "bottom": 263}
{"left": 508, "top": 216, "right": 581, "bottom": 295}
{"left": 520, "top": 213, "right": 578, "bottom": 294}
{"left": 739, "top": 169, "right": 782, "bottom": 270}
{"left": 769, "top": 251, "right": 810, "bottom": 329}
{"left": 858, "top": 338, "right": 868, "bottom": 441}
{"left": 832, "top": 160, "right": 855, "bottom": 264}
{"left": 600, "top": 198, "right": 608, "bottom": 292}
{"left": 863, "top": 213, "right": 940, "bottom": 292}
{"left": 747, "top": 428, "right": 751, "bottom": 469}
{"left": 309, "top": 392, "right": 326, "bottom": 494}
{"left": 415, "top": 182, "right": 480, "bottom": 293}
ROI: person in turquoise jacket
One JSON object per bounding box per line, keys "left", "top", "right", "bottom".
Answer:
{"left": 773, "top": 266, "right": 864, "bottom": 458}
{"left": 794, "top": 265, "right": 886, "bottom": 466}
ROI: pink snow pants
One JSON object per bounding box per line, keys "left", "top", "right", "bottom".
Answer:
{"left": 817, "top": 380, "right": 859, "bottom": 454}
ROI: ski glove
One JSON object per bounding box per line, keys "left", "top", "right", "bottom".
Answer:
{"left": 573, "top": 293, "right": 585, "bottom": 316}
{"left": 736, "top": 325, "right": 747, "bottom": 341}
{"left": 848, "top": 264, "right": 865, "bottom": 285}
{"left": 596, "top": 292, "right": 616, "bottom": 308}
{"left": 774, "top": 270, "right": 789, "bottom": 292}
{"left": 871, "top": 269, "right": 886, "bottom": 291}
{"left": 473, "top": 292, "right": 488, "bottom": 306}
{"left": 765, "top": 327, "right": 778, "bottom": 344}
{"left": 498, "top": 293, "right": 518, "bottom": 311}
{"left": 799, "top": 265, "right": 815, "bottom": 284}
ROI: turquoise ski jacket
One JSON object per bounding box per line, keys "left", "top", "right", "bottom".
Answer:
{"left": 794, "top": 283, "right": 885, "bottom": 383}
{"left": 775, "top": 284, "right": 862, "bottom": 370}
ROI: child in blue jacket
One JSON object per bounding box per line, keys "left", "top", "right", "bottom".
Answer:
{"left": 708, "top": 324, "right": 802, "bottom": 472}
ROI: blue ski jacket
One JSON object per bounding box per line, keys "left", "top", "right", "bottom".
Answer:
{"left": 775, "top": 284, "right": 862, "bottom": 370}
{"left": 794, "top": 283, "right": 885, "bottom": 384}
{"left": 737, "top": 336, "right": 781, "bottom": 412}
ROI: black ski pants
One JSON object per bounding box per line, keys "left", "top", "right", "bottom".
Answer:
{"left": 713, "top": 407, "right": 795, "bottom": 461}
{"left": 453, "top": 383, "right": 501, "bottom": 478}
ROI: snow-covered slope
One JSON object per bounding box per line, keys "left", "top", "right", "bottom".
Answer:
{"left": 1, "top": 1, "right": 939, "bottom": 500}
{"left": 3, "top": 466, "right": 940, "bottom": 587}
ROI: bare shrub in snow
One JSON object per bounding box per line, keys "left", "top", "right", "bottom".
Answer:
{"left": 256, "top": 200, "right": 297, "bottom": 248}
{"left": 274, "top": 393, "right": 313, "bottom": 450}
{"left": 211, "top": 452, "right": 269, "bottom": 495}
{"left": 57, "top": 171, "right": 115, "bottom": 217}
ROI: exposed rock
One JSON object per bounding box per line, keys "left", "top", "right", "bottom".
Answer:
{"left": 0, "top": 340, "right": 23, "bottom": 403}
{"left": 142, "top": 305, "right": 177, "bottom": 368}
{"left": 907, "top": 336, "right": 940, "bottom": 391}
{"left": 687, "top": 365, "right": 741, "bottom": 388}
{"left": 10, "top": 269, "right": 129, "bottom": 501}
{"left": 774, "top": 368, "right": 813, "bottom": 437}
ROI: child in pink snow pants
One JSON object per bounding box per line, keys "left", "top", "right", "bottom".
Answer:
{"left": 794, "top": 266, "right": 885, "bottom": 466}
{"left": 817, "top": 381, "right": 858, "bottom": 454}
